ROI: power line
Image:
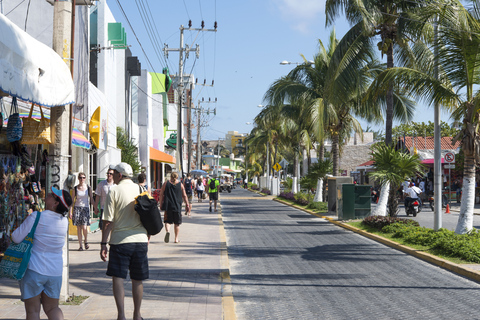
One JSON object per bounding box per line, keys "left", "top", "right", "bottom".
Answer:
{"left": 114, "top": 0, "right": 167, "bottom": 91}
{"left": 140, "top": 0, "right": 176, "bottom": 72}
{"left": 182, "top": 0, "right": 191, "bottom": 21}
{"left": 134, "top": 0, "right": 165, "bottom": 69}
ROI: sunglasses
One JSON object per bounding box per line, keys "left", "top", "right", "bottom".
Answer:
{"left": 107, "top": 172, "right": 114, "bottom": 175}
{"left": 79, "top": 176, "right": 86, "bottom": 179}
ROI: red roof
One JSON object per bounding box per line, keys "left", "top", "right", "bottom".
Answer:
{"left": 357, "top": 160, "right": 374, "bottom": 167}
{"left": 398, "top": 136, "right": 460, "bottom": 150}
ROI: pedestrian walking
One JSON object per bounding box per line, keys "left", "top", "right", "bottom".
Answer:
{"left": 158, "top": 172, "right": 190, "bottom": 243}
{"left": 70, "top": 172, "right": 94, "bottom": 251}
{"left": 100, "top": 162, "right": 148, "bottom": 320}
{"left": 138, "top": 172, "right": 151, "bottom": 195}
{"left": 208, "top": 174, "right": 220, "bottom": 212}
{"left": 93, "top": 167, "right": 115, "bottom": 230}
{"left": 12, "top": 187, "right": 72, "bottom": 320}
{"left": 183, "top": 173, "right": 194, "bottom": 211}
{"left": 196, "top": 177, "right": 205, "bottom": 202}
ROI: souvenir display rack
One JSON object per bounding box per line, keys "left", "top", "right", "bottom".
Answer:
{"left": 0, "top": 146, "right": 45, "bottom": 259}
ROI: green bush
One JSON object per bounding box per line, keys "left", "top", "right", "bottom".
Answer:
{"left": 294, "top": 192, "right": 313, "bottom": 206}
{"left": 381, "top": 223, "right": 480, "bottom": 263}
{"left": 362, "top": 215, "right": 419, "bottom": 231}
{"left": 306, "top": 201, "right": 328, "bottom": 212}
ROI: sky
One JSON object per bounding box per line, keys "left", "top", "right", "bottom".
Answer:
{"left": 107, "top": 0, "right": 452, "bottom": 141}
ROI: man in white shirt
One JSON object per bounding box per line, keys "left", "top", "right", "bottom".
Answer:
{"left": 94, "top": 166, "right": 115, "bottom": 229}
{"left": 404, "top": 182, "right": 423, "bottom": 211}
{"left": 401, "top": 178, "right": 411, "bottom": 200}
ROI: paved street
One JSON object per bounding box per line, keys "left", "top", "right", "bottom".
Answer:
{"left": 222, "top": 189, "right": 480, "bottom": 320}
{"left": 3, "top": 188, "right": 480, "bottom": 319}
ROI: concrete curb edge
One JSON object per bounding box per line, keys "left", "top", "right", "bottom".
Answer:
{"left": 217, "top": 203, "right": 237, "bottom": 320}
{"left": 273, "top": 198, "right": 480, "bottom": 284}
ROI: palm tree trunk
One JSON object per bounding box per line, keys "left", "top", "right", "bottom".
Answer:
{"left": 318, "top": 142, "right": 325, "bottom": 162}
{"left": 387, "top": 182, "right": 399, "bottom": 217}
{"left": 371, "top": 181, "right": 389, "bottom": 217}
{"left": 314, "top": 178, "right": 323, "bottom": 202}
{"left": 332, "top": 134, "right": 340, "bottom": 176}
{"left": 385, "top": 44, "right": 394, "bottom": 146}
{"left": 455, "top": 153, "right": 476, "bottom": 234}
{"left": 292, "top": 153, "right": 298, "bottom": 193}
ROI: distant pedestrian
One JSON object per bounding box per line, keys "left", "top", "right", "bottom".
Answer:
{"left": 101, "top": 162, "right": 147, "bottom": 320}
{"left": 138, "top": 172, "right": 151, "bottom": 195}
{"left": 93, "top": 167, "right": 116, "bottom": 230}
{"left": 196, "top": 177, "right": 205, "bottom": 202}
{"left": 183, "top": 173, "right": 194, "bottom": 211}
{"left": 70, "top": 172, "right": 94, "bottom": 251}
{"left": 158, "top": 172, "right": 190, "bottom": 243}
{"left": 208, "top": 175, "right": 220, "bottom": 212}
{"left": 244, "top": 178, "right": 247, "bottom": 189}
{"left": 12, "top": 187, "right": 72, "bottom": 320}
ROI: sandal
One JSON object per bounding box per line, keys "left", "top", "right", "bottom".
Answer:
{"left": 78, "top": 247, "right": 84, "bottom": 251}
{"left": 85, "top": 243, "right": 90, "bottom": 250}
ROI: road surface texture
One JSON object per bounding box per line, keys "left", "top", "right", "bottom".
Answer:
{"left": 221, "top": 189, "right": 480, "bottom": 320}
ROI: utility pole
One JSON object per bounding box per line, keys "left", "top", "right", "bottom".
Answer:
{"left": 52, "top": 0, "right": 73, "bottom": 302}
{"left": 434, "top": 18, "right": 442, "bottom": 231}
{"left": 195, "top": 98, "right": 216, "bottom": 170}
{"left": 163, "top": 21, "right": 216, "bottom": 176}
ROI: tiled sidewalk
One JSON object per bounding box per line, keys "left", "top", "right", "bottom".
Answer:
{"left": 0, "top": 198, "right": 226, "bottom": 320}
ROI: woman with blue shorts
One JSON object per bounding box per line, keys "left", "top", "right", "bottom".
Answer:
{"left": 12, "top": 187, "right": 72, "bottom": 320}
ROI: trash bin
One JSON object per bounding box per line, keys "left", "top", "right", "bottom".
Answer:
{"left": 328, "top": 176, "right": 353, "bottom": 216}
{"left": 340, "top": 184, "right": 372, "bottom": 220}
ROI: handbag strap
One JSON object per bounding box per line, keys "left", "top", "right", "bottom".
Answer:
{"left": 27, "top": 211, "right": 42, "bottom": 238}
{"left": 38, "top": 105, "right": 45, "bottom": 121}
{"left": 28, "top": 103, "right": 34, "bottom": 118}
{"left": 10, "top": 97, "right": 17, "bottom": 115}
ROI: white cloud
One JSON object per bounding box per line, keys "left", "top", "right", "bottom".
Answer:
{"left": 273, "top": 0, "right": 325, "bottom": 33}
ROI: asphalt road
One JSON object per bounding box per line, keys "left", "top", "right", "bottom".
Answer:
{"left": 221, "top": 189, "right": 480, "bottom": 320}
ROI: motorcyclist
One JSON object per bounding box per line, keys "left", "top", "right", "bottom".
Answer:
{"left": 404, "top": 182, "right": 423, "bottom": 212}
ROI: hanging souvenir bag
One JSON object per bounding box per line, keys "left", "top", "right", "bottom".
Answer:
{"left": 0, "top": 212, "right": 41, "bottom": 280}
{"left": 22, "top": 103, "right": 52, "bottom": 145}
{"left": 6, "top": 97, "right": 22, "bottom": 142}
{"left": 0, "top": 97, "right": 5, "bottom": 133}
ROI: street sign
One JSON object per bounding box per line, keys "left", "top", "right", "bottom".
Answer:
{"left": 444, "top": 164, "right": 455, "bottom": 169}
{"left": 279, "top": 159, "right": 289, "bottom": 168}
{"left": 273, "top": 163, "right": 281, "bottom": 172}
{"left": 444, "top": 152, "right": 455, "bottom": 163}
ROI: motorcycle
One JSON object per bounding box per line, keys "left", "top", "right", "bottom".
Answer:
{"left": 406, "top": 199, "right": 421, "bottom": 217}
{"left": 429, "top": 193, "right": 448, "bottom": 211}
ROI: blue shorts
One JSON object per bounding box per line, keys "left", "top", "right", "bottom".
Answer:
{"left": 19, "top": 269, "right": 62, "bottom": 301}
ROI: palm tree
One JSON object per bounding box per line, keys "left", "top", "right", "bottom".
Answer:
{"left": 366, "top": 1, "right": 480, "bottom": 232}
{"left": 325, "top": 0, "right": 427, "bottom": 145}
{"left": 369, "top": 143, "right": 425, "bottom": 216}
{"left": 265, "top": 28, "right": 382, "bottom": 177}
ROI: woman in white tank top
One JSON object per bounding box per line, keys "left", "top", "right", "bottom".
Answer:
{"left": 69, "top": 172, "right": 94, "bottom": 251}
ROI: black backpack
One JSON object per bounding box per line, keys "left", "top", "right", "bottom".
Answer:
{"left": 135, "top": 188, "right": 163, "bottom": 236}
{"left": 184, "top": 178, "right": 192, "bottom": 193}
{"left": 210, "top": 179, "right": 216, "bottom": 190}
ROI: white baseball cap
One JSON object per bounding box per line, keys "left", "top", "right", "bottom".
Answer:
{"left": 112, "top": 162, "right": 133, "bottom": 177}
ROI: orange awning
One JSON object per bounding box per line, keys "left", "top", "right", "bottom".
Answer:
{"left": 149, "top": 147, "right": 175, "bottom": 164}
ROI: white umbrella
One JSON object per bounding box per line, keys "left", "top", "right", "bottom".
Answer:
{"left": 0, "top": 13, "right": 74, "bottom": 107}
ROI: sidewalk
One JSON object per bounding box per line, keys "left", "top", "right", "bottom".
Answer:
{"left": 0, "top": 198, "right": 228, "bottom": 320}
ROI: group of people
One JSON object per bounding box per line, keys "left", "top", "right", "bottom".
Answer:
{"left": 10, "top": 164, "right": 228, "bottom": 320}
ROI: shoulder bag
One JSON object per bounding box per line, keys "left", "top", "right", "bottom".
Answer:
{"left": 0, "top": 211, "right": 41, "bottom": 280}
{"left": 22, "top": 103, "right": 52, "bottom": 145}
{"left": 135, "top": 187, "right": 163, "bottom": 236}
{"left": 6, "top": 97, "right": 22, "bottom": 143}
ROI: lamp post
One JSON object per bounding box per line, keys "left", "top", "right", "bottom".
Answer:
{"left": 245, "top": 122, "right": 253, "bottom": 183}
{"left": 280, "top": 60, "right": 314, "bottom": 65}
